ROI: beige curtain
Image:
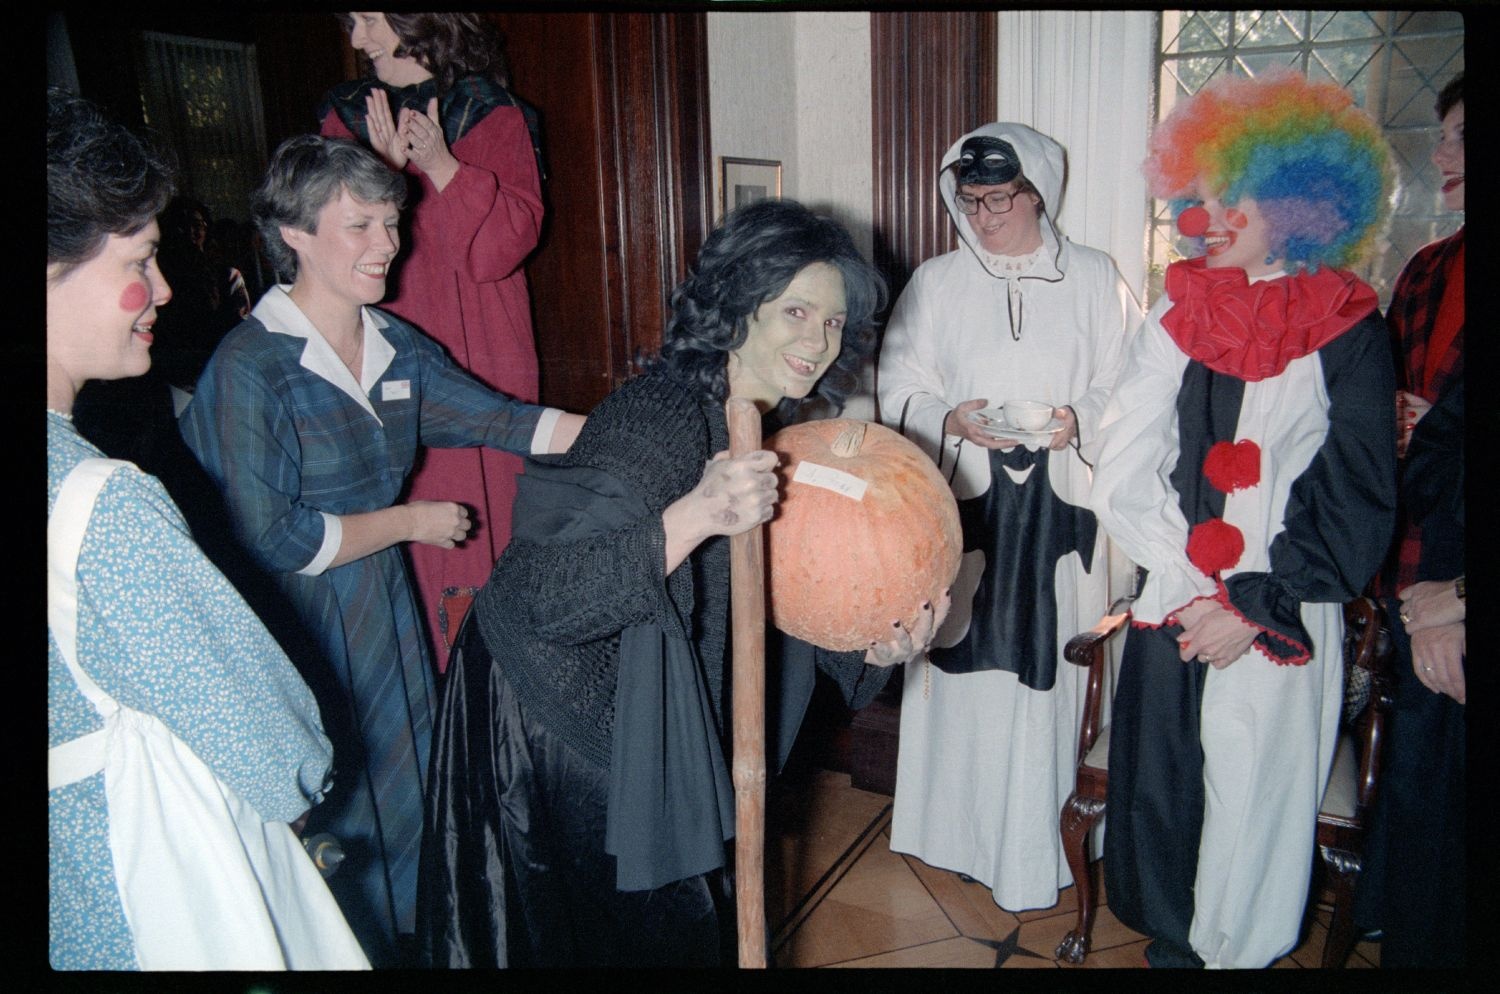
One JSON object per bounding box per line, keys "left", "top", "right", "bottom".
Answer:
{"left": 996, "top": 10, "right": 1156, "bottom": 303}
{"left": 996, "top": 10, "right": 1159, "bottom": 762}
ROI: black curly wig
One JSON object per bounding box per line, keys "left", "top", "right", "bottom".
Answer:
{"left": 650, "top": 198, "right": 886, "bottom": 422}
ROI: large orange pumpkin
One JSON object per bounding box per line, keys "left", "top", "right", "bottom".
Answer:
{"left": 765, "top": 418, "right": 961, "bottom": 651}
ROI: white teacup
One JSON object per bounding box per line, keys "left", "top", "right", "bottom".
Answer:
{"left": 1004, "top": 400, "right": 1054, "bottom": 431}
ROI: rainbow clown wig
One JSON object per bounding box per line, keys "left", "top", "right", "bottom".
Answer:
{"left": 1145, "top": 68, "right": 1393, "bottom": 271}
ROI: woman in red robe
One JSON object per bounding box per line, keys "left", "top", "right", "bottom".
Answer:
{"left": 320, "top": 12, "right": 545, "bottom": 663}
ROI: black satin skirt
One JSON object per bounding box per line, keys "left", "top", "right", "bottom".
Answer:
{"left": 416, "top": 619, "right": 735, "bottom": 967}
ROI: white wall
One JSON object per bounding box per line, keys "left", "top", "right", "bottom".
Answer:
{"left": 708, "top": 10, "right": 1154, "bottom": 300}
{"left": 707, "top": 11, "right": 875, "bottom": 262}
{"left": 791, "top": 12, "right": 875, "bottom": 264}
{"left": 707, "top": 13, "right": 798, "bottom": 213}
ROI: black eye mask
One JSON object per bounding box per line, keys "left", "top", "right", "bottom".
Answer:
{"left": 956, "top": 135, "right": 1021, "bottom": 186}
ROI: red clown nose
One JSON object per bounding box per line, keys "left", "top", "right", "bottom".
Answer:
{"left": 1176, "top": 205, "right": 1209, "bottom": 238}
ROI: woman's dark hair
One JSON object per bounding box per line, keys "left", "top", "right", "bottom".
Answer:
{"left": 651, "top": 199, "right": 887, "bottom": 421}
{"left": 336, "top": 12, "right": 509, "bottom": 91}
{"left": 252, "top": 134, "right": 407, "bottom": 281}
{"left": 1437, "top": 73, "right": 1463, "bottom": 120}
{"left": 47, "top": 87, "right": 176, "bottom": 279}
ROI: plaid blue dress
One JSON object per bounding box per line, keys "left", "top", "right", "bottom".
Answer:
{"left": 180, "top": 288, "right": 551, "bottom": 965}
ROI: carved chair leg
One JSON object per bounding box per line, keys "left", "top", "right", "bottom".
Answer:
{"left": 1318, "top": 845, "right": 1361, "bottom": 969}
{"left": 1055, "top": 791, "right": 1105, "bottom": 964}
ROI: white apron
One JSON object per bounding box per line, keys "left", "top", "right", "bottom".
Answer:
{"left": 47, "top": 458, "right": 370, "bottom": 971}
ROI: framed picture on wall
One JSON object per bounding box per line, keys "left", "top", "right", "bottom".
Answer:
{"left": 720, "top": 157, "right": 783, "bottom": 216}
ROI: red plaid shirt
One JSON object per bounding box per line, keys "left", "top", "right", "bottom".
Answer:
{"left": 1381, "top": 226, "right": 1464, "bottom": 594}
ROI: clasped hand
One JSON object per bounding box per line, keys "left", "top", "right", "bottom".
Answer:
{"left": 1399, "top": 579, "right": 1465, "bottom": 704}
{"left": 1175, "top": 597, "right": 1259, "bottom": 669}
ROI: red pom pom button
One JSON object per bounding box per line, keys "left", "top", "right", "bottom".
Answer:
{"left": 1202, "top": 439, "right": 1261, "bottom": 493}
{"left": 1186, "top": 517, "right": 1245, "bottom": 576}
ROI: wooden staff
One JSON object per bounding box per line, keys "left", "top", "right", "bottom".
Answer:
{"left": 726, "top": 396, "right": 768, "bottom": 969}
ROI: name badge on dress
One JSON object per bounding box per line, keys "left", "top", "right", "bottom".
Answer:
{"left": 381, "top": 380, "right": 411, "bottom": 402}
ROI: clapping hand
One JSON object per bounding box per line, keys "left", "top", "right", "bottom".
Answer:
{"left": 364, "top": 88, "right": 408, "bottom": 170}
{"left": 398, "top": 97, "right": 459, "bottom": 188}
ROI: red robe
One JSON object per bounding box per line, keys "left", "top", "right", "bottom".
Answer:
{"left": 321, "top": 102, "right": 544, "bottom": 667}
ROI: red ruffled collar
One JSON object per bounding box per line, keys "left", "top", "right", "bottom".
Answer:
{"left": 1161, "top": 258, "right": 1378, "bottom": 381}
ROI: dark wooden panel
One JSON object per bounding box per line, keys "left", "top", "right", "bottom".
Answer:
{"left": 250, "top": 14, "right": 350, "bottom": 152}
{"left": 491, "top": 12, "right": 615, "bottom": 415}
{"left": 860, "top": 10, "right": 996, "bottom": 793}
{"left": 495, "top": 12, "right": 710, "bottom": 414}
{"left": 870, "top": 11, "right": 996, "bottom": 299}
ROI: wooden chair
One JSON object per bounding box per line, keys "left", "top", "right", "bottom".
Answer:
{"left": 1052, "top": 597, "right": 1395, "bottom": 967}
{"left": 1052, "top": 597, "right": 1133, "bottom": 965}
{"left": 1311, "top": 597, "right": 1395, "bottom": 968}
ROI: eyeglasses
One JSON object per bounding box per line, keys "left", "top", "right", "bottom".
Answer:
{"left": 955, "top": 190, "right": 1022, "bottom": 215}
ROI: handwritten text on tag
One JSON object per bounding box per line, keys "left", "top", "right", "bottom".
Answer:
{"left": 792, "top": 460, "right": 868, "bottom": 501}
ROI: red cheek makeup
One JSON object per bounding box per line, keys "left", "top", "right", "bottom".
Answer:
{"left": 119, "top": 281, "right": 149, "bottom": 313}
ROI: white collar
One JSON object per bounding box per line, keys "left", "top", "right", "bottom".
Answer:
{"left": 253, "top": 286, "right": 397, "bottom": 421}
{"left": 979, "top": 242, "right": 1048, "bottom": 276}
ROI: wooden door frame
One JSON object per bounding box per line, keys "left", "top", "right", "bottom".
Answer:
{"left": 870, "top": 11, "right": 997, "bottom": 301}
{"left": 496, "top": 11, "right": 711, "bottom": 415}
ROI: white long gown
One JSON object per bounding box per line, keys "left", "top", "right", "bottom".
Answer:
{"left": 878, "top": 123, "right": 1140, "bottom": 912}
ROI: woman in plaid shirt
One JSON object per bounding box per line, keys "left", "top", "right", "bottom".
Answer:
{"left": 1357, "top": 72, "right": 1466, "bottom": 969}
{"left": 180, "top": 135, "right": 583, "bottom": 965}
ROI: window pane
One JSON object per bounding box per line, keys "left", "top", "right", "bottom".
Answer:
{"left": 1161, "top": 54, "right": 1227, "bottom": 99}
{"left": 1392, "top": 10, "right": 1466, "bottom": 35}
{"left": 1169, "top": 10, "right": 1231, "bottom": 53}
{"left": 137, "top": 31, "right": 267, "bottom": 224}
{"left": 1235, "top": 9, "right": 1304, "bottom": 47}
{"left": 1312, "top": 10, "right": 1383, "bottom": 43}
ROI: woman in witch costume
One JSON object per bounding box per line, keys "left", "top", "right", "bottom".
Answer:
{"left": 1088, "top": 68, "right": 1397, "bottom": 969}
{"left": 320, "top": 12, "right": 547, "bottom": 660}
{"left": 417, "top": 199, "right": 949, "bottom": 967}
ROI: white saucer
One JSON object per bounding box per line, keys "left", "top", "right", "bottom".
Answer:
{"left": 968, "top": 407, "right": 1063, "bottom": 441}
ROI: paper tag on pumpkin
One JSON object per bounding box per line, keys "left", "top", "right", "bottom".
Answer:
{"left": 792, "top": 460, "right": 868, "bottom": 501}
